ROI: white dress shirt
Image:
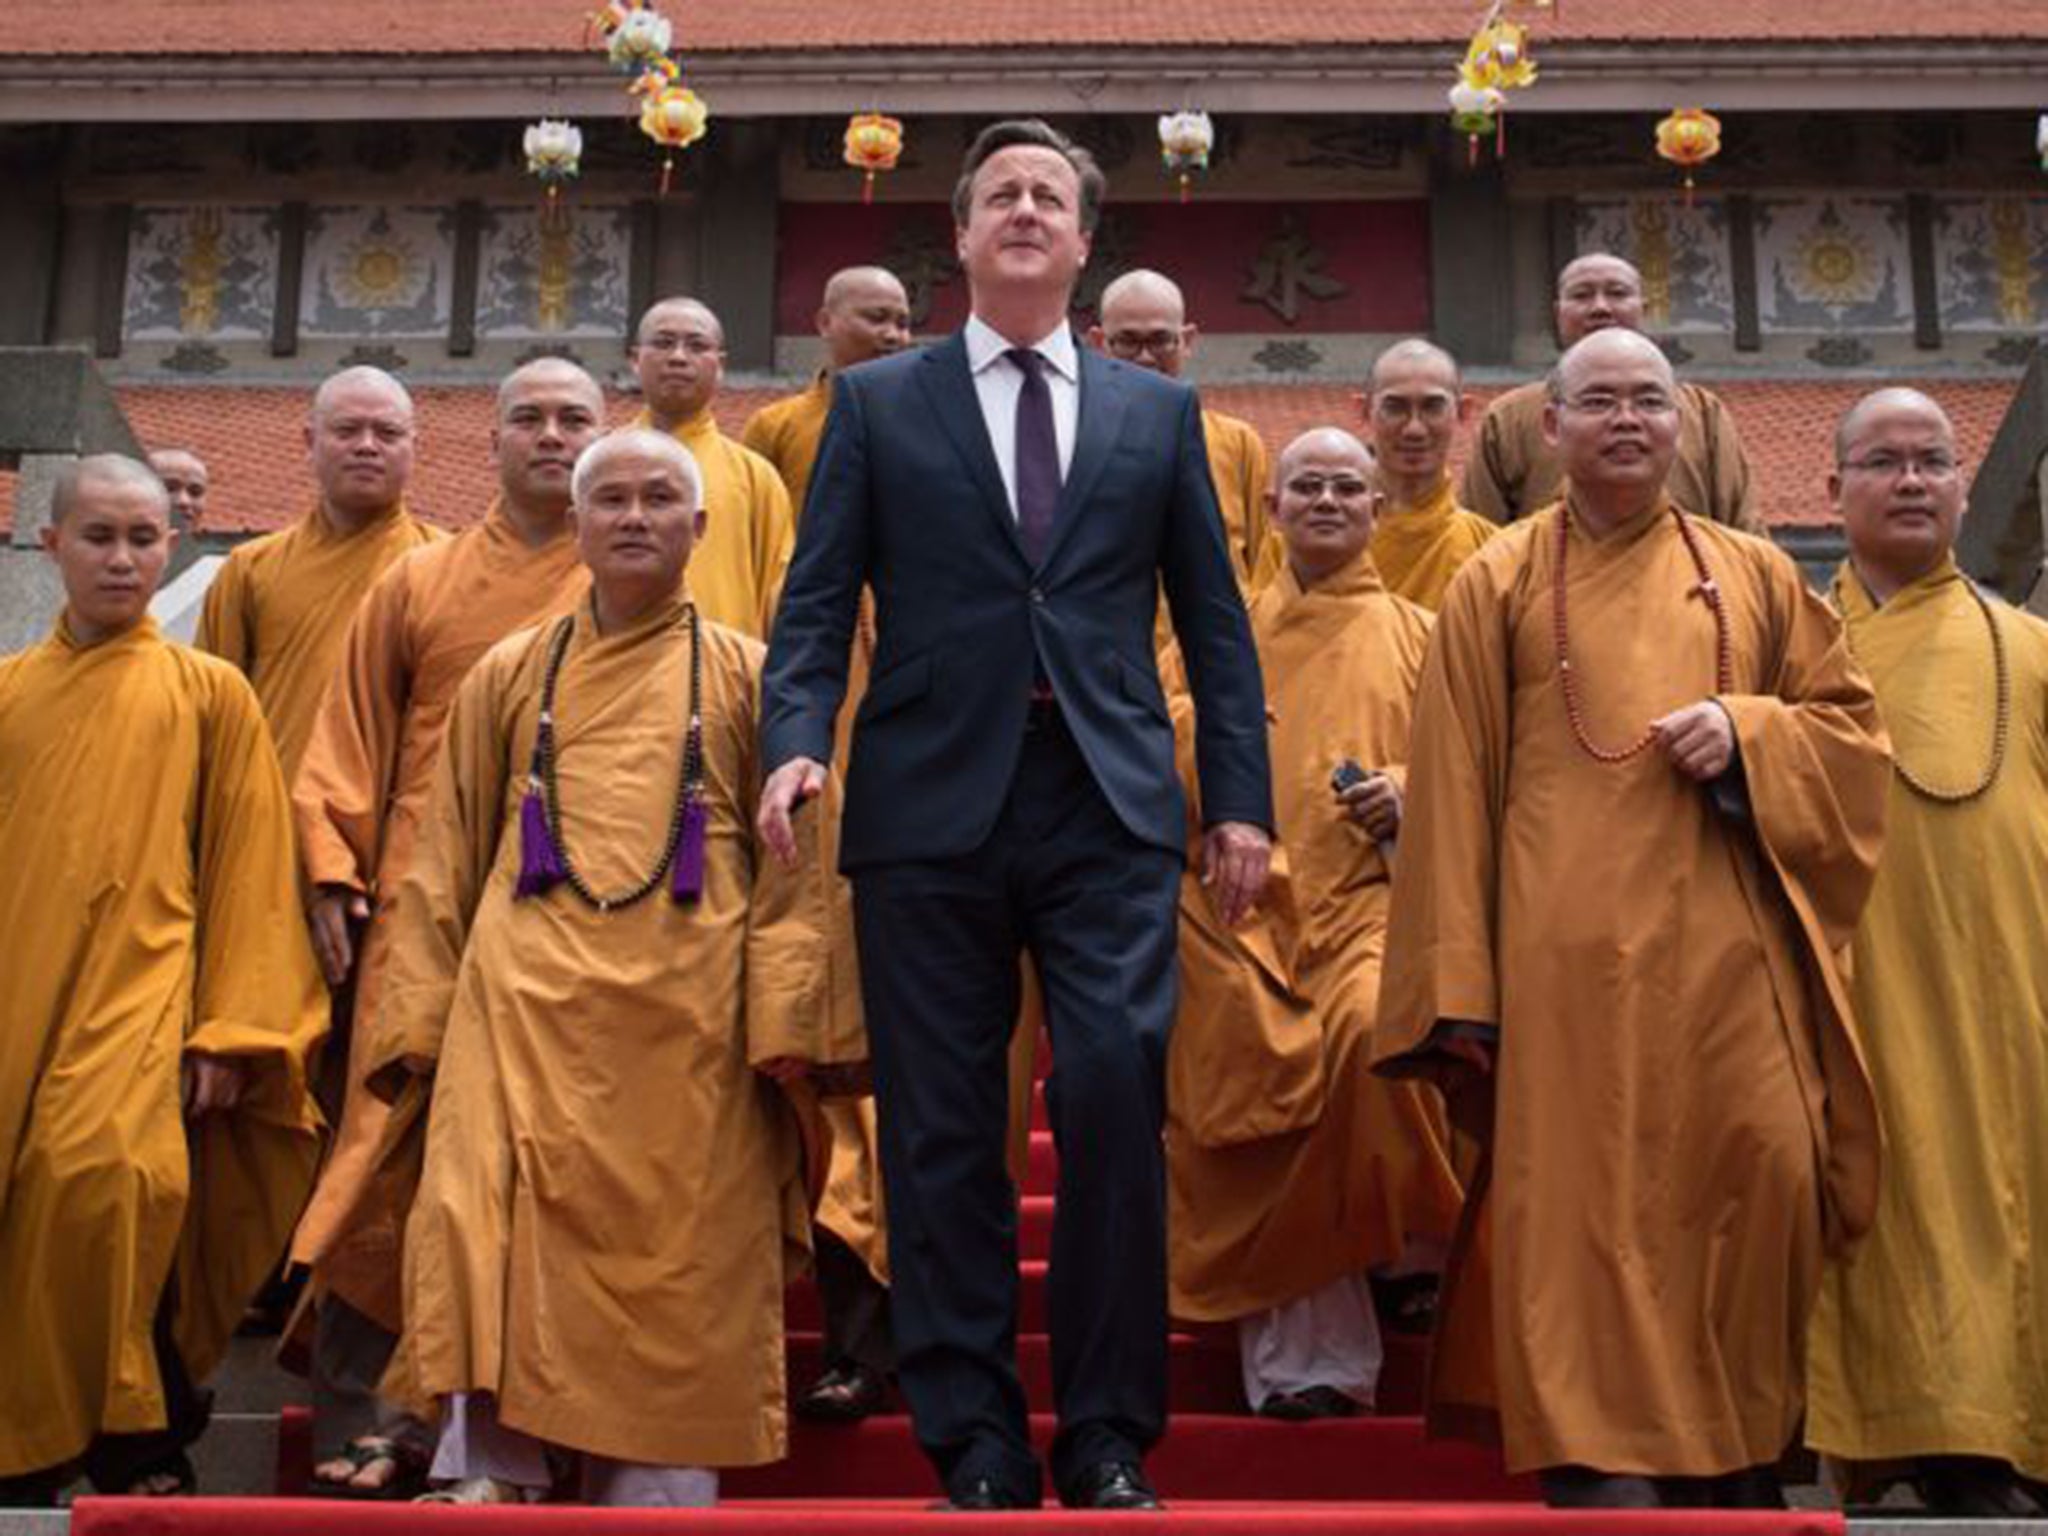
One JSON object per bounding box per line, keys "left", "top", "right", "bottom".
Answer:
{"left": 964, "top": 314, "right": 1079, "bottom": 521}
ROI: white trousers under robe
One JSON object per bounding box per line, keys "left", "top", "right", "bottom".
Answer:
{"left": 430, "top": 1392, "right": 718, "bottom": 1507}
{"left": 1237, "top": 1272, "right": 1384, "bottom": 1412}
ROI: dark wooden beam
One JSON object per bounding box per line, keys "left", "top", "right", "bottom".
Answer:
{"left": 1905, "top": 192, "right": 1942, "bottom": 351}
{"left": 270, "top": 201, "right": 306, "bottom": 358}
{"left": 448, "top": 199, "right": 482, "bottom": 358}
{"left": 1726, "top": 194, "right": 1762, "bottom": 354}
{"left": 93, "top": 203, "right": 131, "bottom": 359}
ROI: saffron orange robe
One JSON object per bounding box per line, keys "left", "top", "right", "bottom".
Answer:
{"left": 1462, "top": 382, "right": 1764, "bottom": 535}
{"left": 1807, "top": 558, "right": 2048, "bottom": 1481}
{"left": 374, "top": 593, "right": 850, "bottom": 1468}
{"left": 194, "top": 501, "right": 444, "bottom": 781}
{"left": 1368, "top": 477, "right": 1498, "bottom": 612}
{"left": 742, "top": 371, "right": 833, "bottom": 519}
{"left": 287, "top": 504, "right": 589, "bottom": 1327}
{"left": 635, "top": 407, "right": 796, "bottom": 641}
{"left": 1204, "top": 408, "right": 1280, "bottom": 594}
{"left": 0, "top": 618, "right": 325, "bottom": 1477}
{"left": 1167, "top": 551, "right": 1461, "bottom": 1322}
{"left": 1373, "top": 500, "right": 1889, "bottom": 1476}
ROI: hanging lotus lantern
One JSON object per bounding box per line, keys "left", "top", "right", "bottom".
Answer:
{"left": 2037, "top": 113, "right": 2048, "bottom": 173}
{"left": 523, "top": 118, "right": 584, "bottom": 223}
{"left": 1157, "top": 110, "right": 1215, "bottom": 203}
{"left": 590, "top": 0, "right": 674, "bottom": 73}
{"left": 633, "top": 63, "right": 709, "bottom": 195}
{"left": 1464, "top": 19, "right": 1538, "bottom": 93}
{"left": 1448, "top": 81, "right": 1506, "bottom": 166}
{"left": 1655, "top": 108, "right": 1723, "bottom": 205}
{"left": 843, "top": 113, "right": 905, "bottom": 204}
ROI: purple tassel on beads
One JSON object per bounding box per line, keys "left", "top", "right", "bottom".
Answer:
{"left": 515, "top": 783, "right": 568, "bottom": 899}
{"left": 670, "top": 798, "right": 708, "bottom": 903}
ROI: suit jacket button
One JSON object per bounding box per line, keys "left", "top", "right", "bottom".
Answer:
{"left": 1029, "top": 587, "right": 1045, "bottom": 605}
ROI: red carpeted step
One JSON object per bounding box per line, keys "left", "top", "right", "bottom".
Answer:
{"left": 788, "top": 1259, "right": 1056, "bottom": 1333}
{"left": 787, "top": 1330, "right": 1249, "bottom": 1413}
{"left": 724, "top": 1414, "right": 1536, "bottom": 1501}
{"left": 69, "top": 1495, "right": 1848, "bottom": 1535}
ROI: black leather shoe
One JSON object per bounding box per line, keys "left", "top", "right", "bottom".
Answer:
{"left": 1061, "top": 1460, "right": 1162, "bottom": 1510}
{"left": 935, "top": 1474, "right": 1030, "bottom": 1511}
{"left": 792, "top": 1361, "right": 888, "bottom": 1423}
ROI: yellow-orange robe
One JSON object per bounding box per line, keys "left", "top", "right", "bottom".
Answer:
{"left": 742, "top": 371, "right": 833, "bottom": 520}
{"left": 1204, "top": 408, "right": 1280, "bottom": 594}
{"left": 1368, "top": 478, "right": 1498, "bottom": 612}
{"left": 1807, "top": 558, "right": 2048, "bottom": 1481}
{"left": 194, "top": 502, "right": 444, "bottom": 782}
{"left": 1373, "top": 500, "right": 1889, "bottom": 1477}
{"left": 374, "top": 593, "right": 846, "bottom": 1467}
{"left": 1168, "top": 551, "right": 1462, "bottom": 1322}
{"left": 634, "top": 407, "right": 796, "bottom": 641}
{"left": 287, "top": 504, "right": 588, "bottom": 1327}
{"left": 1462, "top": 381, "right": 1764, "bottom": 535}
{"left": 0, "top": 618, "right": 325, "bottom": 1476}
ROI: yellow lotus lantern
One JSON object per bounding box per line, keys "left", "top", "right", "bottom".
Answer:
{"left": 1463, "top": 20, "right": 1537, "bottom": 92}
{"left": 634, "top": 65, "right": 709, "bottom": 194}
{"left": 844, "top": 113, "right": 905, "bottom": 204}
{"left": 1655, "top": 107, "right": 1722, "bottom": 205}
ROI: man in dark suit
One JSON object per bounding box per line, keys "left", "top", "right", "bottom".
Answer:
{"left": 759, "top": 119, "right": 1272, "bottom": 1512}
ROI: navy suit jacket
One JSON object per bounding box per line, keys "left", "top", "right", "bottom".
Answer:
{"left": 761, "top": 329, "right": 1272, "bottom": 872}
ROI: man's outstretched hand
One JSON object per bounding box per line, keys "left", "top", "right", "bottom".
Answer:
{"left": 1201, "top": 821, "right": 1272, "bottom": 928}
{"left": 759, "top": 756, "right": 829, "bottom": 869}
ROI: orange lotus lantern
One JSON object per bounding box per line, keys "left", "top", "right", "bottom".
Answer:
{"left": 1656, "top": 108, "right": 1722, "bottom": 205}
{"left": 844, "top": 113, "right": 905, "bottom": 204}
{"left": 634, "top": 65, "right": 709, "bottom": 195}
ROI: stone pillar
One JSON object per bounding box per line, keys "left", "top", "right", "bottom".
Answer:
{"left": 0, "top": 131, "right": 62, "bottom": 347}
{"left": 693, "top": 120, "right": 782, "bottom": 372}
{"left": 0, "top": 453, "right": 72, "bottom": 654}
{"left": 1427, "top": 147, "right": 1514, "bottom": 367}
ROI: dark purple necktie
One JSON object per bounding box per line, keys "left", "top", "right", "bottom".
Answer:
{"left": 1007, "top": 347, "right": 1059, "bottom": 565}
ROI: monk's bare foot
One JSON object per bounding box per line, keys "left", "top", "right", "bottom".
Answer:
{"left": 311, "top": 1436, "right": 426, "bottom": 1500}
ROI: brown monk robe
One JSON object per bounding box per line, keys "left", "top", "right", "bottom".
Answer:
{"left": 1360, "top": 339, "right": 1496, "bottom": 612}
{"left": 371, "top": 430, "right": 856, "bottom": 1505}
{"left": 1167, "top": 430, "right": 1461, "bottom": 1421}
{"left": 1461, "top": 254, "right": 1763, "bottom": 536}
{"left": 0, "top": 458, "right": 324, "bottom": 1505}
{"left": 629, "top": 296, "right": 795, "bottom": 641}
{"left": 194, "top": 366, "right": 443, "bottom": 781}
{"left": 1808, "top": 391, "right": 2048, "bottom": 1517}
{"left": 743, "top": 266, "right": 916, "bottom": 1421}
{"left": 1374, "top": 330, "right": 1889, "bottom": 1509}
{"left": 287, "top": 361, "right": 606, "bottom": 1495}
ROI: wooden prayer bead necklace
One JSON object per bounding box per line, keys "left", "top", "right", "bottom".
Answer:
{"left": 526, "top": 606, "right": 706, "bottom": 912}
{"left": 1553, "top": 505, "right": 1734, "bottom": 764}
{"left": 1853, "top": 578, "right": 2011, "bottom": 804}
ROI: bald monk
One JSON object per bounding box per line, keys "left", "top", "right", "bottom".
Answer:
{"left": 744, "top": 269, "right": 913, "bottom": 1423}
{"left": 1090, "top": 268, "right": 1278, "bottom": 594}
{"left": 1374, "top": 329, "right": 1890, "bottom": 1509}
{"left": 195, "top": 366, "right": 443, "bottom": 782}
{"left": 631, "top": 297, "right": 797, "bottom": 640}
{"left": 1167, "top": 430, "right": 1461, "bottom": 1419}
{"left": 371, "top": 429, "right": 848, "bottom": 1505}
{"left": 0, "top": 457, "right": 324, "bottom": 1505}
{"left": 743, "top": 266, "right": 912, "bottom": 516}
{"left": 148, "top": 446, "right": 209, "bottom": 531}
{"left": 1361, "top": 339, "right": 1495, "bottom": 610}
{"left": 1462, "top": 254, "right": 1763, "bottom": 535}
{"left": 1807, "top": 389, "right": 2048, "bottom": 1516}
{"left": 290, "top": 360, "right": 606, "bottom": 1497}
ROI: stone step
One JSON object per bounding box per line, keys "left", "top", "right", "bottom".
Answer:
{"left": 204, "top": 1334, "right": 308, "bottom": 1415}
{"left": 187, "top": 1412, "right": 280, "bottom": 1500}
{"left": 0, "top": 1513, "right": 66, "bottom": 1536}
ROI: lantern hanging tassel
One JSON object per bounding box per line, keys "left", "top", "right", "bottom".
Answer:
{"left": 660, "top": 153, "right": 675, "bottom": 197}
{"left": 1683, "top": 169, "right": 1696, "bottom": 209}
{"left": 515, "top": 776, "right": 568, "bottom": 900}
{"left": 1496, "top": 113, "right": 1507, "bottom": 159}
{"left": 1468, "top": 131, "right": 1480, "bottom": 168}
{"left": 862, "top": 169, "right": 876, "bottom": 205}
{"left": 1178, "top": 170, "right": 1191, "bottom": 205}
{"left": 669, "top": 797, "right": 708, "bottom": 903}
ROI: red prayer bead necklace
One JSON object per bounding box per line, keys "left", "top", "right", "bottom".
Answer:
{"left": 1553, "top": 505, "right": 1735, "bottom": 764}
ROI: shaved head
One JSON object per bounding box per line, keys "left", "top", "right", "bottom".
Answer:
{"left": 311, "top": 365, "right": 413, "bottom": 428}
{"left": 1276, "top": 426, "right": 1374, "bottom": 484}
{"left": 1099, "top": 269, "right": 1187, "bottom": 323}
{"left": 572, "top": 427, "right": 704, "bottom": 512}
{"left": 1548, "top": 327, "right": 1675, "bottom": 404}
{"left": 495, "top": 356, "right": 603, "bottom": 422}
{"left": 1369, "top": 337, "right": 1461, "bottom": 394}
{"left": 1555, "top": 253, "right": 1647, "bottom": 346}
{"left": 636, "top": 297, "right": 724, "bottom": 349}
{"left": 817, "top": 267, "right": 912, "bottom": 369}
{"left": 51, "top": 453, "right": 170, "bottom": 528}
{"left": 1835, "top": 387, "right": 1953, "bottom": 464}
{"left": 1557, "top": 253, "right": 1643, "bottom": 301}
{"left": 823, "top": 266, "right": 906, "bottom": 312}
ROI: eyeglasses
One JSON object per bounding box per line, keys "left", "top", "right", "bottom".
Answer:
{"left": 1283, "top": 474, "right": 1377, "bottom": 502}
{"left": 1103, "top": 329, "right": 1183, "bottom": 360}
{"left": 1560, "top": 389, "right": 1677, "bottom": 419}
{"left": 1839, "top": 451, "right": 1960, "bottom": 481}
{"left": 1370, "top": 394, "right": 1457, "bottom": 426}
{"left": 639, "top": 333, "right": 722, "bottom": 357}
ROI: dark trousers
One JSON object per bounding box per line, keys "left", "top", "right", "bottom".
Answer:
{"left": 815, "top": 1228, "right": 893, "bottom": 1375}
{"left": 852, "top": 707, "right": 1179, "bottom": 1503}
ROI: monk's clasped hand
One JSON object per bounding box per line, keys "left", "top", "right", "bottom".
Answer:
{"left": 1201, "top": 821, "right": 1272, "bottom": 928}
{"left": 754, "top": 1055, "right": 813, "bottom": 1085}
{"left": 1651, "top": 700, "right": 1736, "bottom": 782}
{"left": 181, "top": 1052, "right": 248, "bottom": 1117}
{"left": 759, "top": 756, "right": 829, "bottom": 870}
{"left": 307, "top": 885, "right": 372, "bottom": 988}
{"left": 1338, "top": 771, "right": 1402, "bottom": 842}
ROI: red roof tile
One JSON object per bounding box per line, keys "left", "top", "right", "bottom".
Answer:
{"left": 1, "top": 1, "right": 2037, "bottom": 55}
{"left": 99, "top": 375, "right": 2017, "bottom": 540}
